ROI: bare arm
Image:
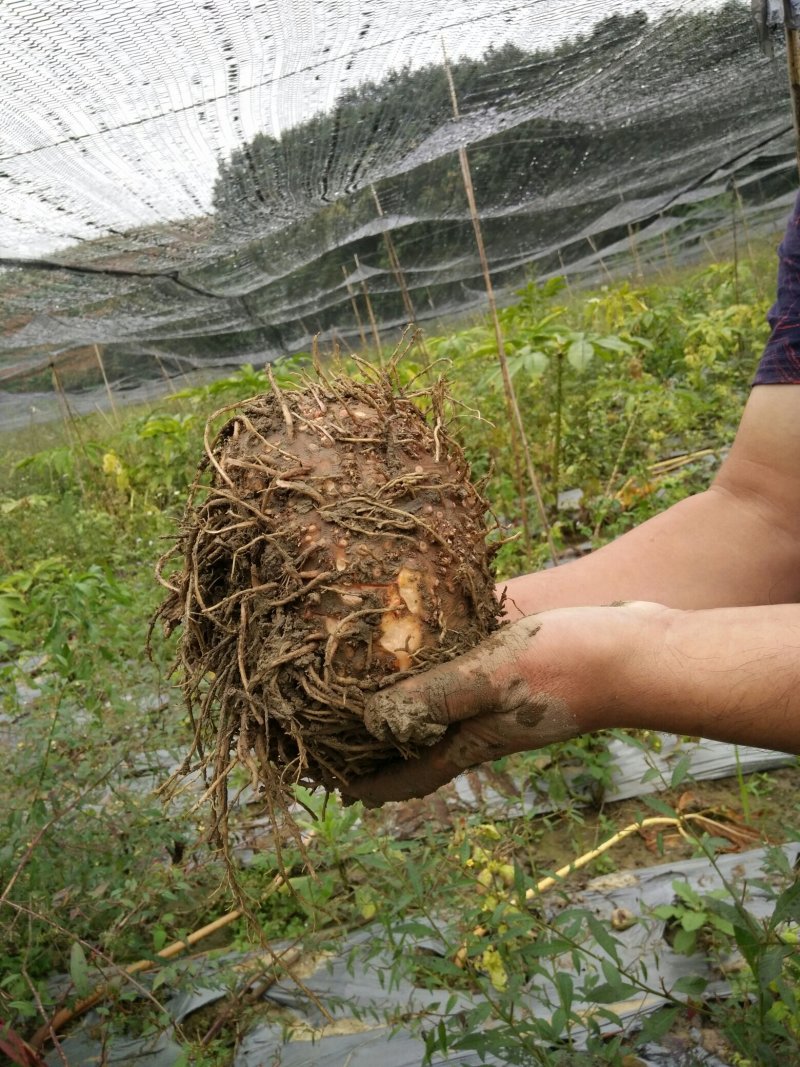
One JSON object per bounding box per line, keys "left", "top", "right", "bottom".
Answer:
{"left": 617, "top": 603, "right": 800, "bottom": 749}
{"left": 502, "top": 385, "right": 800, "bottom": 617}
{"left": 349, "top": 600, "right": 800, "bottom": 804}
{"left": 343, "top": 384, "right": 800, "bottom": 805}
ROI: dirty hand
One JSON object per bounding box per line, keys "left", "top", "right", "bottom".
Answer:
{"left": 344, "top": 601, "right": 670, "bottom": 805}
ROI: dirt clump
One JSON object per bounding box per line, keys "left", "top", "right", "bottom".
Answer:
{"left": 155, "top": 367, "right": 500, "bottom": 814}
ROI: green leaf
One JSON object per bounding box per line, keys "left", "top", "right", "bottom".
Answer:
{"left": 405, "top": 860, "right": 423, "bottom": 898}
{"left": 585, "top": 981, "right": 642, "bottom": 1004}
{"left": 680, "top": 909, "right": 708, "bottom": 932}
{"left": 585, "top": 914, "right": 621, "bottom": 964}
{"left": 704, "top": 896, "right": 747, "bottom": 930}
{"left": 596, "top": 335, "right": 634, "bottom": 354}
{"left": 672, "top": 928, "right": 697, "bottom": 955}
{"left": 642, "top": 796, "right": 677, "bottom": 818}
{"left": 672, "top": 974, "right": 708, "bottom": 997}
{"left": 567, "top": 336, "right": 594, "bottom": 371}
{"left": 555, "top": 971, "right": 574, "bottom": 1007}
{"left": 708, "top": 914, "right": 735, "bottom": 937}
{"left": 757, "top": 945, "right": 787, "bottom": 987}
{"left": 550, "top": 1005, "right": 568, "bottom": 1037}
{"left": 636, "top": 1004, "right": 680, "bottom": 1045}
{"left": 8, "top": 1000, "right": 38, "bottom": 1018}
{"left": 503, "top": 346, "right": 549, "bottom": 383}
{"left": 465, "top": 1002, "right": 492, "bottom": 1027}
{"left": 395, "top": 920, "right": 438, "bottom": 940}
{"left": 522, "top": 347, "right": 549, "bottom": 377}
{"left": 734, "top": 922, "right": 761, "bottom": 969}
{"left": 771, "top": 879, "right": 800, "bottom": 928}
{"left": 70, "top": 942, "right": 91, "bottom": 998}
{"left": 653, "top": 904, "right": 679, "bottom": 921}
{"left": 519, "top": 938, "right": 576, "bottom": 958}
{"left": 670, "top": 752, "right": 693, "bottom": 789}
{"left": 673, "top": 881, "right": 702, "bottom": 909}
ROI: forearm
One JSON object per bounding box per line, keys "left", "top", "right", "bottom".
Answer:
{"left": 348, "top": 384, "right": 800, "bottom": 804}
{"left": 503, "top": 386, "right": 800, "bottom": 619}
{"left": 347, "top": 601, "right": 800, "bottom": 804}
{"left": 608, "top": 604, "right": 800, "bottom": 754}
{"left": 502, "top": 484, "right": 800, "bottom": 617}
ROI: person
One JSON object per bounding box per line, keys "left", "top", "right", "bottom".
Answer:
{"left": 344, "top": 190, "right": 800, "bottom": 807}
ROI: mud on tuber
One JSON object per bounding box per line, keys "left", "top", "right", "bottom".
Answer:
{"left": 155, "top": 358, "right": 501, "bottom": 833}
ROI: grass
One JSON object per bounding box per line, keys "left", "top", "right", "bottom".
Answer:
{"left": 1, "top": 235, "right": 799, "bottom": 1065}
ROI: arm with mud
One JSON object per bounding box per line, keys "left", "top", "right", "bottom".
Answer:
{"left": 350, "top": 600, "right": 800, "bottom": 804}
{"left": 344, "top": 384, "right": 800, "bottom": 804}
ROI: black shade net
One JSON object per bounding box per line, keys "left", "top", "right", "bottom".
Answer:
{"left": 0, "top": 0, "right": 797, "bottom": 427}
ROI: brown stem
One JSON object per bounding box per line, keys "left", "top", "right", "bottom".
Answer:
{"left": 370, "top": 185, "right": 431, "bottom": 371}
{"left": 354, "top": 254, "right": 383, "bottom": 362}
{"left": 342, "top": 265, "right": 368, "bottom": 349}
{"left": 442, "top": 49, "right": 556, "bottom": 565}
{"left": 93, "top": 344, "right": 119, "bottom": 423}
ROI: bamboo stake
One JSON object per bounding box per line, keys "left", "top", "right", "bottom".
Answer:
{"left": 50, "top": 363, "right": 73, "bottom": 445}
{"left": 552, "top": 351, "right": 564, "bottom": 515}
{"left": 648, "top": 447, "right": 716, "bottom": 474}
{"left": 442, "top": 48, "right": 555, "bottom": 564}
{"left": 342, "top": 265, "right": 368, "bottom": 350}
{"left": 354, "top": 254, "right": 384, "bottom": 363}
{"left": 50, "top": 361, "right": 88, "bottom": 496}
{"left": 586, "top": 233, "right": 614, "bottom": 284}
{"left": 593, "top": 400, "right": 640, "bottom": 538}
{"left": 198, "top": 946, "right": 304, "bottom": 1048}
{"left": 93, "top": 344, "right": 119, "bottom": 423}
{"left": 729, "top": 177, "right": 755, "bottom": 263}
{"left": 30, "top": 872, "right": 295, "bottom": 1050}
{"left": 626, "top": 223, "right": 644, "bottom": 282}
{"left": 659, "top": 213, "right": 676, "bottom": 276}
{"left": 92, "top": 403, "right": 114, "bottom": 429}
{"left": 556, "top": 250, "right": 576, "bottom": 297}
{"left": 617, "top": 182, "right": 644, "bottom": 282}
{"left": 370, "top": 185, "right": 431, "bottom": 369}
{"left": 729, "top": 180, "right": 741, "bottom": 306}
{"left": 729, "top": 175, "right": 766, "bottom": 304}
{"left": 370, "top": 184, "right": 417, "bottom": 323}
{"left": 155, "top": 353, "right": 176, "bottom": 394}
{"left": 371, "top": 186, "right": 422, "bottom": 325}
{"left": 455, "top": 811, "right": 733, "bottom": 970}
{"left": 526, "top": 814, "right": 704, "bottom": 898}
{"left": 701, "top": 235, "right": 718, "bottom": 263}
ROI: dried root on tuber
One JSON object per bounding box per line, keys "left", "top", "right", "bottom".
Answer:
{"left": 155, "top": 364, "right": 500, "bottom": 829}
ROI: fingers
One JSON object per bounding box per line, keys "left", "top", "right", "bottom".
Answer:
{"left": 363, "top": 617, "right": 541, "bottom": 746}
{"left": 351, "top": 702, "right": 529, "bottom": 805}
{"left": 346, "top": 604, "right": 671, "bottom": 806}
{"left": 346, "top": 733, "right": 466, "bottom": 805}
{"left": 362, "top": 663, "right": 495, "bottom": 744}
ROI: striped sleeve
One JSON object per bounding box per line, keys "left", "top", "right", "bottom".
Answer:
{"left": 754, "top": 190, "right": 800, "bottom": 385}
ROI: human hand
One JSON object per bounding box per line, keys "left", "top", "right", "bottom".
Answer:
{"left": 344, "top": 601, "right": 670, "bottom": 805}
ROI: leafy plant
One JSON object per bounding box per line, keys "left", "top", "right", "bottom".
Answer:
{"left": 0, "top": 237, "right": 795, "bottom": 1064}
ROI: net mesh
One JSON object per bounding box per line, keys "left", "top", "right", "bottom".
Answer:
{"left": 0, "top": 0, "right": 796, "bottom": 426}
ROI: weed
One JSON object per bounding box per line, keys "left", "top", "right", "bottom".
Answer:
{"left": 0, "top": 244, "right": 796, "bottom": 1064}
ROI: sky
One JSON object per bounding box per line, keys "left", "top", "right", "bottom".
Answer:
{"left": 0, "top": 0, "right": 735, "bottom": 256}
